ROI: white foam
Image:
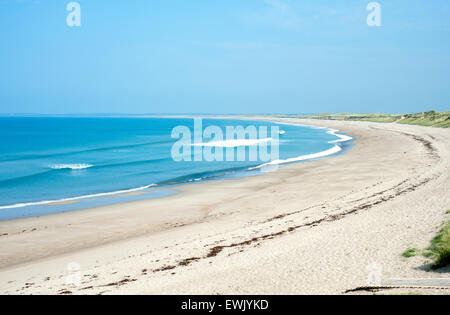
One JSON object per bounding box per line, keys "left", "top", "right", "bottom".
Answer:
{"left": 326, "top": 129, "right": 353, "bottom": 143}
{"left": 0, "top": 184, "right": 156, "bottom": 210}
{"left": 193, "top": 138, "right": 273, "bottom": 148}
{"left": 249, "top": 145, "right": 343, "bottom": 170}
{"left": 50, "top": 164, "right": 93, "bottom": 170}
{"left": 254, "top": 120, "right": 353, "bottom": 144}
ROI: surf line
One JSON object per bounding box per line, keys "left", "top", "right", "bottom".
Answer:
{"left": 0, "top": 184, "right": 156, "bottom": 210}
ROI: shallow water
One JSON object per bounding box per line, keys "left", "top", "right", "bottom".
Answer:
{"left": 0, "top": 117, "right": 352, "bottom": 220}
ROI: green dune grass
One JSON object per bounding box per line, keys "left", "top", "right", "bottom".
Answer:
{"left": 402, "top": 212, "right": 450, "bottom": 270}
{"left": 424, "top": 220, "right": 450, "bottom": 270}
{"left": 291, "top": 111, "right": 450, "bottom": 128}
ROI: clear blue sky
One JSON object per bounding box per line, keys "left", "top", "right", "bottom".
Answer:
{"left": 1, "top": 0, "right": 449, "bottom": 114}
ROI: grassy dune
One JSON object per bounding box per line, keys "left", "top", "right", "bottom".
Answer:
{"left": 292, "top": 111, "right": 450, "bottom": 128}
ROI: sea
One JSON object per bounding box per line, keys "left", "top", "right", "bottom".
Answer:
{"left": 0, "top": 117, "right": 353, "bottom": 220}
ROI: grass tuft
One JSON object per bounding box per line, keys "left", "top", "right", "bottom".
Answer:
{"left": 426, "top": 221, "right": 450, "bottom": 270}
{"left": 402, "top": 248, "right": 419, "bottom": 258}
{"left": 402, "top": 211, "right": 450, "bottom": 270}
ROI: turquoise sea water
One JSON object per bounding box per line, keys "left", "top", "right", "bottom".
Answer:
{"left": 0, "top": 117, "right": 352, "bottom": 220}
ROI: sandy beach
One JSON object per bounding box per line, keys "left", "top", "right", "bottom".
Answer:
{"left": 0, "top": 118, "right": 449, "bottom": 295}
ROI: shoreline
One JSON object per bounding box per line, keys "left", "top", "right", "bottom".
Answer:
{"left": 0, "top": 118, "right": 449, "bottom": 295}
{"left": 0, "top": 118, "right": 353, "bottom": 220}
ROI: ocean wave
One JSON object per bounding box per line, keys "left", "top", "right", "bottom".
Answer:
{"left": 50, "top": 164, "right": 93, "bottom": 170}
{"left": 155, "top": 165, "right": 258, "bottom": 186}
{"left": 249, "top": 145, "right": 343, "bottom": 170}
{"left": 264, "top": 121, "right": 353, "bottom": 144}
{"left": 0, "top": 170, "right": 54, "bottom": 187}
{"left": 0, "top": 158, "right": 170, "bottom": 187}
{"left": 50, "top": 157, "right": 170, "bottom": 172}
{"left": 327, "top": 129, "right": 353, "bottom": 143}
{"left": 0, "top": 140, "right": 173, "bottom": 163}
{"left": 193, "top": 138, "right": 273, "bottom": 148}
{"left": 0, "top": 184, "right": 157, "bottom": 210}
{"left": 94, "top": 157, "right": 170, "bottom": 169}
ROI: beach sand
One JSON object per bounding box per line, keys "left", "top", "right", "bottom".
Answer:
{"left": 0, "top": 118, "right": 449, "bottom": 295}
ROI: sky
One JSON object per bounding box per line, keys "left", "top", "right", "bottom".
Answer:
{"left": 0, "top": 0, "right": 449, "bottom": 114}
